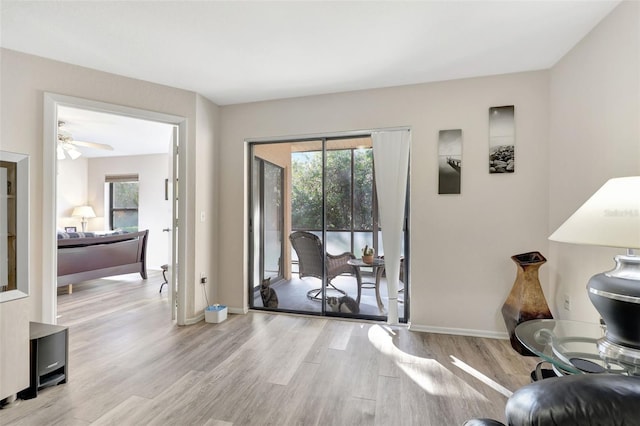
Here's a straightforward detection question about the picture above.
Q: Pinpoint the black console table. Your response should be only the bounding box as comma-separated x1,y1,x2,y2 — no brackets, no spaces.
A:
18,322,68,399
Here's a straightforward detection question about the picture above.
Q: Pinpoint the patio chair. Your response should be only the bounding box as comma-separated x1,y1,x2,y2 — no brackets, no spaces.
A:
289,231,362,301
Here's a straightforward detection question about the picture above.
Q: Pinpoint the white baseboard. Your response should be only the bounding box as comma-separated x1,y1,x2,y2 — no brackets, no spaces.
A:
408,323,509,340
191,307,506,339
185,306,247,323
184,311,205,325
228,306,248,315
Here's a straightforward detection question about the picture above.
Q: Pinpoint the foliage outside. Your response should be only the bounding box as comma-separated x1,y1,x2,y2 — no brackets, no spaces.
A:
291,149,373,231
111,182,138,232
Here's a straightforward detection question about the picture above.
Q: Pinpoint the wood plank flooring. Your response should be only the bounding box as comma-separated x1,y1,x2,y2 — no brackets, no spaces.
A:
0,272,537,425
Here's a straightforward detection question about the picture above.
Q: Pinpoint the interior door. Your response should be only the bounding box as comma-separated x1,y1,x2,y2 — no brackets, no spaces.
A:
166,126,179,320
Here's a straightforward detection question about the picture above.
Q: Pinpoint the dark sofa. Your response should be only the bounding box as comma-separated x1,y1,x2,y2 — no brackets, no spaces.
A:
57,230,148,292
464,374,640,426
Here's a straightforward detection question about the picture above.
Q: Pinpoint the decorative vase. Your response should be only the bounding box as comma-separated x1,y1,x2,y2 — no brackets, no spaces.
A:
362,255,374,264
501,251,553,356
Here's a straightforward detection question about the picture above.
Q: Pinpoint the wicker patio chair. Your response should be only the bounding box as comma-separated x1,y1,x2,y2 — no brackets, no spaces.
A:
289,231,362,301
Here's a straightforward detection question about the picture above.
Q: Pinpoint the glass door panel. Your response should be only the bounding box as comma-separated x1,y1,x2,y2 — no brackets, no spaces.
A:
262,161,283,281
289,146,323,313
250,150,286,311
323,139,361,318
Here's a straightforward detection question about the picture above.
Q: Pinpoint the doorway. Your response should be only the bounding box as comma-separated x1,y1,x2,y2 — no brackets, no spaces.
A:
43,93,187,325
248,134,410,322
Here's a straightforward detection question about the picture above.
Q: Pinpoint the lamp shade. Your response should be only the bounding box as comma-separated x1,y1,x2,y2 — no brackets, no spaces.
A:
72,205,96,218
549,176,640,249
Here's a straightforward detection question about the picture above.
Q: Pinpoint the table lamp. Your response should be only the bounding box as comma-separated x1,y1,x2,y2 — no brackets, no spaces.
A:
549,176,640,365
72,205,96,232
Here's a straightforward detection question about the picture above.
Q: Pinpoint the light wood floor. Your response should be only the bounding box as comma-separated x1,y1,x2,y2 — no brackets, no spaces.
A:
1,272,537,425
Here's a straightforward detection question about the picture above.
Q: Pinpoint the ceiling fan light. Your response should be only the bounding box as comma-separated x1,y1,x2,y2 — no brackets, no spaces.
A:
68,148,82,160
57,145,66,160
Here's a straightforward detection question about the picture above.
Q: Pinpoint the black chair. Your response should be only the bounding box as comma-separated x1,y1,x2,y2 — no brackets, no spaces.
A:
159,264,168,293
464,374,640,426
289,231,361,301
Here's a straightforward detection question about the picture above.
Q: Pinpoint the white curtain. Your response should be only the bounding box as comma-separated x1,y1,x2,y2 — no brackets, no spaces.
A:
372,130,410,325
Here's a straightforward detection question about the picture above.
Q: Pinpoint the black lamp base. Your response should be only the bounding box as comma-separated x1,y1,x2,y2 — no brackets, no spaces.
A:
587,254,640,358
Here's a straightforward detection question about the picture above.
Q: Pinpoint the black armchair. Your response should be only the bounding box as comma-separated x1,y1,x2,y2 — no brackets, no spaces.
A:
464,374,640,426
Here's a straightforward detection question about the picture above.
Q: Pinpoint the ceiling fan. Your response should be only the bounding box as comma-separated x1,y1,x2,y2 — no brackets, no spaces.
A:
57,120,114,160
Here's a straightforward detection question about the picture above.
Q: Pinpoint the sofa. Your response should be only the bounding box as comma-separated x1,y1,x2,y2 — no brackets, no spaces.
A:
57,230,148,291
464,374,640,426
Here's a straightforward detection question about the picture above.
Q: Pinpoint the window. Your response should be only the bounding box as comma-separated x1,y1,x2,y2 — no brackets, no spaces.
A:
106,174,139,232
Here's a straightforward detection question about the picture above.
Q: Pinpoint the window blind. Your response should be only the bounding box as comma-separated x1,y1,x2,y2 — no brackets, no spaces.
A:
105,174,139,183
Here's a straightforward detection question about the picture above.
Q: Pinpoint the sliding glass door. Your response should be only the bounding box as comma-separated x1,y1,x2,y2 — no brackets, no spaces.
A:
249,136,409,322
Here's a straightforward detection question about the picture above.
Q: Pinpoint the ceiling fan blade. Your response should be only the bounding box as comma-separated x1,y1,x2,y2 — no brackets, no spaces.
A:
71,140,114,151
58,129,73,139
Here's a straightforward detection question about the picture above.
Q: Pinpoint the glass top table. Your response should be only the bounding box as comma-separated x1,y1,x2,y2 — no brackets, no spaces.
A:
515,319,640,376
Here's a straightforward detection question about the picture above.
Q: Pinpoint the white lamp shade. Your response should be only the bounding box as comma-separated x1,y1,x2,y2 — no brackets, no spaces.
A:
72,205,96,218
549,176,640,249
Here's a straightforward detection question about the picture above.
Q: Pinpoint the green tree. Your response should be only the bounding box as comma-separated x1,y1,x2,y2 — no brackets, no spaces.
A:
112,181,139,232
291,151,322,229
354,149,373,230
325,150,352,229
291,148,373,231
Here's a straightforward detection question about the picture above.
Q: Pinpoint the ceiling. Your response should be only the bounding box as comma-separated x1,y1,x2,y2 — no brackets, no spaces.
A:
57,106,174,158
0,1,620,157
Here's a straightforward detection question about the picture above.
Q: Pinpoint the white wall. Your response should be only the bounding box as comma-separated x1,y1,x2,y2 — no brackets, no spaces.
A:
194,95,220,312
87,154,171,269
548,2,640,322
57,157,89,230
219,70,551,335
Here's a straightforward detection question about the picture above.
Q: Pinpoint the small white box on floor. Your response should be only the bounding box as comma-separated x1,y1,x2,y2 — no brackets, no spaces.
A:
205,304,227,323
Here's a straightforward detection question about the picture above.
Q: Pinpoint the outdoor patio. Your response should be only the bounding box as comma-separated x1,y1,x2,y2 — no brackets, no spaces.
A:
253,270,405,320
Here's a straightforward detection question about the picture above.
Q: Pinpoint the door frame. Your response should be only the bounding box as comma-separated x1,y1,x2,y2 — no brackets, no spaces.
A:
42,93,188,324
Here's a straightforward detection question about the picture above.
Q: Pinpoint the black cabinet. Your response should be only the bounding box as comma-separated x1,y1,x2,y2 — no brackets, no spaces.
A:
18,322,68,399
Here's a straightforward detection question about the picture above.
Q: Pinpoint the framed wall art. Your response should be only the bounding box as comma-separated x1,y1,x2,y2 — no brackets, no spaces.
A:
438,129,462,194
489,105,515,174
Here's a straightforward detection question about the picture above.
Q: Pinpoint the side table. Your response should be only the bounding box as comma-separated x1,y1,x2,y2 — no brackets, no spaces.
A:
347,258,385,312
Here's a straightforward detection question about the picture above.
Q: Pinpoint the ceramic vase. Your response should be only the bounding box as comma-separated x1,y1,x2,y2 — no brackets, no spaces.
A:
501,251,553,356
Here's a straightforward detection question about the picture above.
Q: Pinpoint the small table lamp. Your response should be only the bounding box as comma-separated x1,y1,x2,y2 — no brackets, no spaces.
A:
72,205,96,232
549,176,640,365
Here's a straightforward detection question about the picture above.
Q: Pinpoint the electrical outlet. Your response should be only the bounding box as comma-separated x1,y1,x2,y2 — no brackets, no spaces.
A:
563,294,571,311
